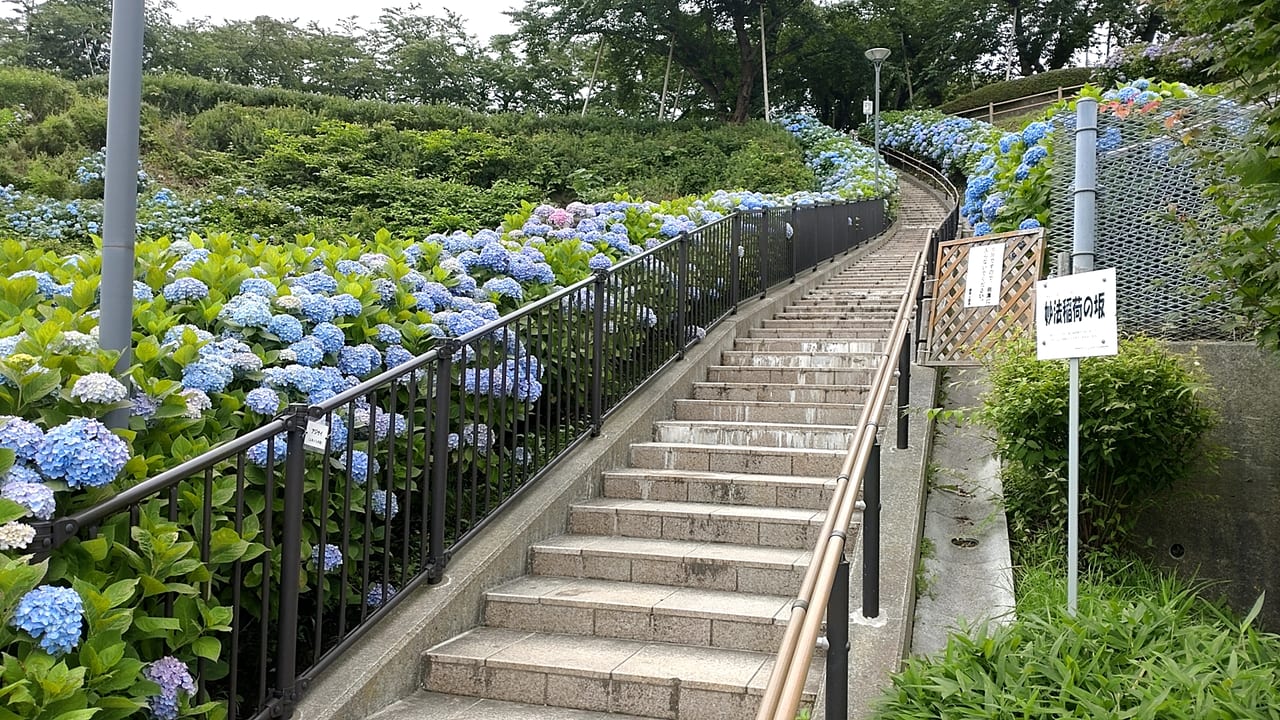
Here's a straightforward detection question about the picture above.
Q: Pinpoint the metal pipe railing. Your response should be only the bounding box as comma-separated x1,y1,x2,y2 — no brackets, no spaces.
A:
755,240,929,720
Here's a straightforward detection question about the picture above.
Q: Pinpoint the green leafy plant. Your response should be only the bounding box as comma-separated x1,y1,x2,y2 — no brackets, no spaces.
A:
978,336,1218,555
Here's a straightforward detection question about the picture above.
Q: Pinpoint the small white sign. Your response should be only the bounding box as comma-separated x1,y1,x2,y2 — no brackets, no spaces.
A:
964,241,1005,308
303,419,330,453
863,99,873,118
1036,268,1118,360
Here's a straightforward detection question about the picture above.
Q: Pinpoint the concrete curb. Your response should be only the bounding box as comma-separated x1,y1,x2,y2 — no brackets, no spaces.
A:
294,233,897,720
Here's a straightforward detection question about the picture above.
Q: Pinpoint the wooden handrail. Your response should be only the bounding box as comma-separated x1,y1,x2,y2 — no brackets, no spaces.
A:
755,240,930,720
950,83,1087,122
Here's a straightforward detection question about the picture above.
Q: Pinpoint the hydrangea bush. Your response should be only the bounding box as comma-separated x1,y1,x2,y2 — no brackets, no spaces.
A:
876,80,1198,236
0,113,896,717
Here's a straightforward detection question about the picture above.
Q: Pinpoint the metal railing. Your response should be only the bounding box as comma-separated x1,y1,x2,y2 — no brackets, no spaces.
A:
951,84,1087,124
755,187,959,720
26,199,888,720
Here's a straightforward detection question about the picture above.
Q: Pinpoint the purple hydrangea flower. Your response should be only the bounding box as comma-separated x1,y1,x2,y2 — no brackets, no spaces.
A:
2,481,56,520
144,656,197,720
0,416,45,461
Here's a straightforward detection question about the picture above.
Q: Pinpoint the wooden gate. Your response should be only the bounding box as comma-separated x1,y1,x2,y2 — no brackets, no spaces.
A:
925,228,1045,365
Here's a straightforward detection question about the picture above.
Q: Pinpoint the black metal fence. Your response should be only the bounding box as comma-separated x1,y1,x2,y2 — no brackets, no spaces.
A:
26,199,888,720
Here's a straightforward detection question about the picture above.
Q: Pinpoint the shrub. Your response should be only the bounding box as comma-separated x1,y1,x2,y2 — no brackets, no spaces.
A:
0,67,80,120
978,336,1218,554
874,557,1280,718
939,68,1096,114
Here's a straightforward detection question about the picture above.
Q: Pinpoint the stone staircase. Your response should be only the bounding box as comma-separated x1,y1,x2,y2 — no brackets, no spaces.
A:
369,188,946,720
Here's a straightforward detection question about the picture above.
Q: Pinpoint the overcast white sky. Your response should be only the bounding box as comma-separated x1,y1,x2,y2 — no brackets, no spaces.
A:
167,0,519,41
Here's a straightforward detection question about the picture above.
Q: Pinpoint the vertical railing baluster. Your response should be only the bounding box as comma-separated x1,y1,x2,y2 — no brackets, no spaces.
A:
429,345,453,583
275,404,308,716
863,438,881,619
676,232,689,355
591,270,607,435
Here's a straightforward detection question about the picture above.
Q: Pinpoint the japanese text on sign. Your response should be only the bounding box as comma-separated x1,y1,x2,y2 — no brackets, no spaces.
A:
964,241,1004,308
1042,293,1106,325
1035,268,1118,360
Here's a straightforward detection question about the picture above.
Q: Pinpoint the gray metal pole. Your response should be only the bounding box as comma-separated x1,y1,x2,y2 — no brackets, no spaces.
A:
581,37,605,117
101,0,145,429
1072,98,1098,273
1068,357,1079,615
760,5,771,123
873,64,881,195
658,40,673,120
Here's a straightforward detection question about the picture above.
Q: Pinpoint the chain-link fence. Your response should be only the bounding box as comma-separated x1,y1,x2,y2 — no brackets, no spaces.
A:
1048,97,1249,341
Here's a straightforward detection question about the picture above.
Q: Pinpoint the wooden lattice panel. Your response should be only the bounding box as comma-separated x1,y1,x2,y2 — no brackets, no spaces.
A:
926,228,1045,365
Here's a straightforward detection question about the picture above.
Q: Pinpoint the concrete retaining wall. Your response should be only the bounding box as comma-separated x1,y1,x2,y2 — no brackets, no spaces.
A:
1135,341,1280,630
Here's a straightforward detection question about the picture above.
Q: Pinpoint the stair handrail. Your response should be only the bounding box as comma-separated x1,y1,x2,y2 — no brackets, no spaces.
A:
881,147,959,206
755,237,929,720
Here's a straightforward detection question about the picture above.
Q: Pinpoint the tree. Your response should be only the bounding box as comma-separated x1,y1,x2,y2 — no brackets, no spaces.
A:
512,0,810,122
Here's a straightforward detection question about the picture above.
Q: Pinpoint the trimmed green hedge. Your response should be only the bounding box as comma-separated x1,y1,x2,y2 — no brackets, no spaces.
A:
939,68,1096,114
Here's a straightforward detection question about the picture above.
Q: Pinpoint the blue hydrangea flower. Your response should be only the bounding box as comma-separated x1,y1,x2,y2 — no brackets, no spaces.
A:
371,489,398,520
1022,146,1048,167
162,278,209,303
1022,121,1051,145
476,243,509,273
2,481,56,520
338,344,381,377
182,359,234,393
1097,127,1122,152
588,253,613,271
298,293,336,324
219,294,273,328
267,314,304,343
385,345,413,368
0,416,45,461
144,656,197,720
239,278,277,297
374,324,402,345
1014,164,1031,181
132,393,159,422
462,424,493,453
482,277,524,300
347,450,379,485
513,446,531,465
330,293,363,317
998,134,1021,154
11,585,84,656
328,414,349,450
162,324,213,347
245,387,280,415
311,543,343,573
247,434,287,467
312,323,345,354
1,462,43,487
288,339,325,367
133,281,155,301
291,272,339,295
335,259,370,276
372,279,397,306
1019,218,1042,230
35,418,129,489
974,222,993,236
447,432,459,450
366,582,397,608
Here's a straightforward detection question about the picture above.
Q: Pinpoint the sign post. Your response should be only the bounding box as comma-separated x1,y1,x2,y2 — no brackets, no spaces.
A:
1035,267,1117,614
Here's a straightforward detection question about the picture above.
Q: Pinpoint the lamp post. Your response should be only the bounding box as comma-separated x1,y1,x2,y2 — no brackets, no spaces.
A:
864,47,890,197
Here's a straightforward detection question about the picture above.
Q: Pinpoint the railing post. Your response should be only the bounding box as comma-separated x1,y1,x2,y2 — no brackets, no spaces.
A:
275,404,309,714
591,269,608,433
730,214,741,313
826,553,850,719
790,204,798,282
676,232,689,355
428,342,454,583
862,438,880,619
987,101,994,124
897,333,911,450
757,212,768,298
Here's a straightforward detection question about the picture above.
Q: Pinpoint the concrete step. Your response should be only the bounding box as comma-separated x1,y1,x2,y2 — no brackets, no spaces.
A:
652,420,854,451
748,326,889,339
718,350,883,368
691,381,871,404
773,311,899,321
483,576,796,653
568,497,825,548
731,338,880,353
600,468,835,510
370,691,653,720
672,398,862,426
423,628,822,719
759,318,894,330
705,365,877,385
629,441,846,476
528,534,812,596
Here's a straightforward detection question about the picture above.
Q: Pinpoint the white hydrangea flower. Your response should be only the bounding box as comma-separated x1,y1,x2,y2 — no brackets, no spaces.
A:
0,521,35,551
70,372,129,404
275,295,303,311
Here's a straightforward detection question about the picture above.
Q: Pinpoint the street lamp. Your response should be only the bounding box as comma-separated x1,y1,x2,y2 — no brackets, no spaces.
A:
864,47,890,197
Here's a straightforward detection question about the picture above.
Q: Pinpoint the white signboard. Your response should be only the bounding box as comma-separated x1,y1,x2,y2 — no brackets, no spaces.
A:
964,241,1004,308
862,99,873,118
1035,268,1118,360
